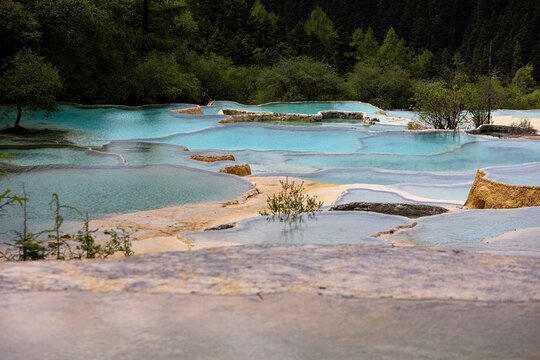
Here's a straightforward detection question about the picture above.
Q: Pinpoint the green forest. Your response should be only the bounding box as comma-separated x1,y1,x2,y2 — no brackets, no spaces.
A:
1,0,539,109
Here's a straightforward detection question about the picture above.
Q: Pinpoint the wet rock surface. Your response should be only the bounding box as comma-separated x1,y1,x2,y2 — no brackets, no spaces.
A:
465,170,540,209
217,109,369,123
2,292,539,360
190,154,236,162
1,244,539,301
219,163,252,176
172,106,204,115
468,124,538,136
204,222,236,231
330,202,448,217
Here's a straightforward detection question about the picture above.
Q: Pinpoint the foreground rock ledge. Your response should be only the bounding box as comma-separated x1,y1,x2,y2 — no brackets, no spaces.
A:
465,170,540,209
1,244,539,302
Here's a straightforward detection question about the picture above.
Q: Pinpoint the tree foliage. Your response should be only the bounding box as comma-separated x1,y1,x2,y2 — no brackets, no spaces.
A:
257,56,343,102
0,49,62,128
413,80,469,129
0,0,538,110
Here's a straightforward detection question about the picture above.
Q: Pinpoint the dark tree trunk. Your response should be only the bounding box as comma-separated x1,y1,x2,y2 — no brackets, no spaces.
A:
15,103,22,128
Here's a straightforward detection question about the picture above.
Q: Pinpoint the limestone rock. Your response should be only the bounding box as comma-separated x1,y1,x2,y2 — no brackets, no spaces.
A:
217,109,369,123
330,202,448,218
465,170,540,209
190,154,235,162
204,223,236,231
219,163,252,177
407,121,428,130
172,106,203,115
467,124,538,136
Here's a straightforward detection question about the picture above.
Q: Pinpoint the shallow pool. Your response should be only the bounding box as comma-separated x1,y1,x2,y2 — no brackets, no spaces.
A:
184,212,413,245
389,207,540,246
1,102,539,239
0,165,252,234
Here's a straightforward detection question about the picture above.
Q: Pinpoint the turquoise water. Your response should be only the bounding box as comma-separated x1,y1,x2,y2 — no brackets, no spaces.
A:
0,165,252,233
358,131,472,155
151,124,368,152
483,162,540,186
230,137,540,179
0,146,123,166
1,104,221,145
1,102,539,239
184,212,412,245
390,183,472,202
335,189,459,207
390,207,540,246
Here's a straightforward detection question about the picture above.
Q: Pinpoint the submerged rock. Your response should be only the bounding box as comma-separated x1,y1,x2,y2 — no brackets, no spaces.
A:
407,121,428,130
465,170,540,209
204,223,236,231
330,202,448,218
219,163,252,177
190,154,235,162
467,124,538,136
216,109,370,123
172,106,204,115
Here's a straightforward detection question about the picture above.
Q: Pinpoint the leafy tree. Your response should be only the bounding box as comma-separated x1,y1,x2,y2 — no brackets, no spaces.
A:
346,60,415,109
511,64,535,93
129,52,201,104
411,49,436,79
464,76,504,128
413,80,469,129
251,0,279,23
377,28,410,68
257,56,344,102
349,27,379,61
31,0,121,103
304,6,338,56
0,0,40,61
0,49,62,129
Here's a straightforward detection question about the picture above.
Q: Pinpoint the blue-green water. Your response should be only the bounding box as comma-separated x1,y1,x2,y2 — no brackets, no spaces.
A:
390,207,540,246
184,212,412,245
1,102,539,238
483,162,540,186
0,165,252,234
335,189,459,207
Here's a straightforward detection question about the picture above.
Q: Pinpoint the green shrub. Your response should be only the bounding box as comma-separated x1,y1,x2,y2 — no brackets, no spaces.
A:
260,177,323,220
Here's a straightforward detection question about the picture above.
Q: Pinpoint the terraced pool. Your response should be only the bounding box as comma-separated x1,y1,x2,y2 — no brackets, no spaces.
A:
1,102,539,243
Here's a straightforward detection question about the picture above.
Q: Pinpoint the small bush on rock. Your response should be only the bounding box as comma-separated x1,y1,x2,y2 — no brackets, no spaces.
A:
260,177,323,220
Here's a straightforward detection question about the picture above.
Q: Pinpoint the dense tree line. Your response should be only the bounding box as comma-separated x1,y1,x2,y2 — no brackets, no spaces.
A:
0,0,538,110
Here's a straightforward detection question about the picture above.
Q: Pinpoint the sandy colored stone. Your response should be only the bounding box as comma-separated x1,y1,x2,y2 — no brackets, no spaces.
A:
216,109,368,123
2,244,540,302
465,170,540,209
84,177,457,255
492,115,540,130
172,106,203,115
190,154,235,162
219,163,252,176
